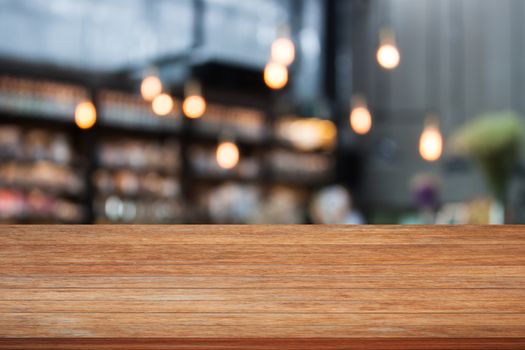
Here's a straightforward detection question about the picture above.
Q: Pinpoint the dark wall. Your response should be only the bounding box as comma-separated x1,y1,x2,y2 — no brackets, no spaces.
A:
336,0,525,209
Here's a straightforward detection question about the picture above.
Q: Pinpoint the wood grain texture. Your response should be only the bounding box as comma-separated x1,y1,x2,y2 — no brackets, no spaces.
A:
2,338,525,350
1,225,525,349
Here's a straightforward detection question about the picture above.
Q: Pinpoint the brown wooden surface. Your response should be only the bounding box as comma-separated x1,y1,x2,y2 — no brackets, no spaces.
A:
1,338,525,350
1,225,525,349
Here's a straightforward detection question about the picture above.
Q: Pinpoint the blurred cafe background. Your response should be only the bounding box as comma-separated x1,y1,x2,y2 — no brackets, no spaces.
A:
0,0,524,224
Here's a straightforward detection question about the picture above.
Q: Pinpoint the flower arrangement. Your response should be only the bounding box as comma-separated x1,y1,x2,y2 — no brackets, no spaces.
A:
451,111,524,202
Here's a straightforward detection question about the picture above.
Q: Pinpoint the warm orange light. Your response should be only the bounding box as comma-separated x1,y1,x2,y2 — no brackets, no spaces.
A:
286,118,337,151
140,75,162,101
183,95,206,119
419,121,443,162
271,37,295,66
350,106,372,135
377,44,400,70
75,101,97,129
264,62,288,90
216,141,240,169
152,93,174,116
349,95,372,135
377,28,400,70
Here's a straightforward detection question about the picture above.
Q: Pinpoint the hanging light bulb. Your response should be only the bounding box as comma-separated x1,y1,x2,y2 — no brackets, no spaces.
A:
216,141,240,169
271,37,295,66
264,61,288,90
419,116,443,162
264,24,292,90
183,80,206,119
183,95,206,119
152,93,174,116
75,100,97,129
349,95,372,135
376,28,400,70
271,24,295,66
140,71,163,101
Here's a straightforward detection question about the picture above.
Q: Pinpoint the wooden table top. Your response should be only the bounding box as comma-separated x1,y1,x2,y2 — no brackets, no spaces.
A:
1,225,525,349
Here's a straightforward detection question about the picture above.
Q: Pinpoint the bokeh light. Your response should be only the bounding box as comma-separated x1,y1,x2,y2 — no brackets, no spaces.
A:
287,118,336,151
376,44,400,70
183,95,206,119
271,37,295,66
350,106,372,135
152,93,174,116
419,123,443,162
74,101,97,129
264,62,288,90
216,141,240,169
140,75,162,101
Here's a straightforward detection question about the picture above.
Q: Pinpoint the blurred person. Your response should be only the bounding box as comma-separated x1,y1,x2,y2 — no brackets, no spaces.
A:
310,185,365,224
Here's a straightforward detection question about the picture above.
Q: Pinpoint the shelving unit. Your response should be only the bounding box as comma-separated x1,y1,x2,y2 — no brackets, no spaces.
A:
0,118,87,223
0,72,336,224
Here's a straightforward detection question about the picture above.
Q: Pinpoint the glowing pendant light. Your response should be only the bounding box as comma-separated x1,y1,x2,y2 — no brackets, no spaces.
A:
271,37,295,66
271,24,295,66
349,95,372,135
264,25,292,90
182,80,206,119
216,141,240,170
376,28,400,70
419,116,443,162
152,93,174,116
75,100,97,129
264,61,288,90
140,69,163,102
